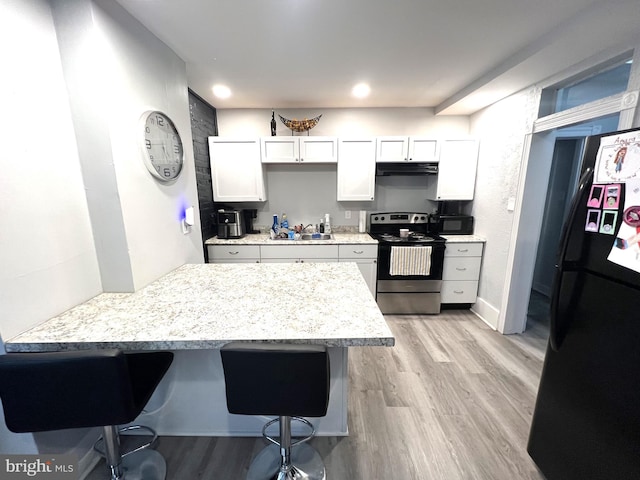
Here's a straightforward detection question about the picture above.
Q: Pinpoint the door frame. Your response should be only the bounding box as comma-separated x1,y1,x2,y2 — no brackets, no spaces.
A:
499,68,640,334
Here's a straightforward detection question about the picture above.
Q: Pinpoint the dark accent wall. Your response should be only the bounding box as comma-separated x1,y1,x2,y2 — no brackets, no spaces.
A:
188,89,218,259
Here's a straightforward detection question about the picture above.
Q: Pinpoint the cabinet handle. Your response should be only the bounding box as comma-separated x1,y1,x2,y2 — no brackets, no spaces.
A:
409,158,413,161
300,260,304,263
454,290,464,294
373,260,377,263
300,158,304,162
353,250,364,255
457,248,469,252
228,251,239,255
456,267,467,271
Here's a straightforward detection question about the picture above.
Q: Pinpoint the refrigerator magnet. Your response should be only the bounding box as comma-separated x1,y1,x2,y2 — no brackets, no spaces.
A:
587,184,605,208
585,209,601,232
623,205,640,227
599,210,617,235
603,184,621,209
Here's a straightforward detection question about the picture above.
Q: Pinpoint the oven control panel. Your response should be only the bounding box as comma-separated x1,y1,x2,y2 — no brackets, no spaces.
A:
370,212,429,224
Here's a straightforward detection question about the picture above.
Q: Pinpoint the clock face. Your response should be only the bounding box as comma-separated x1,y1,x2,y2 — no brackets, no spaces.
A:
142,111,183,182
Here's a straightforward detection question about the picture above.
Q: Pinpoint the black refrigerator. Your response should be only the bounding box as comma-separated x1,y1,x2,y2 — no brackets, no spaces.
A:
528,127,640,480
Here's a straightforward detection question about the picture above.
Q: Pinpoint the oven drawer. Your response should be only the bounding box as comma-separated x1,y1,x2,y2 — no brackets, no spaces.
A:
377,292,441,314
377,280,441,293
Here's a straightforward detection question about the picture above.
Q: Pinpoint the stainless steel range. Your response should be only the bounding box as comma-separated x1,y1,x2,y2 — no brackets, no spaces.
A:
368,212,446,314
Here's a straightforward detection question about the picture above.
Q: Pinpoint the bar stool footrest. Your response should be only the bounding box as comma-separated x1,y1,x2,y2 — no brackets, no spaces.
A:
262,416,316,447
94,425,158,459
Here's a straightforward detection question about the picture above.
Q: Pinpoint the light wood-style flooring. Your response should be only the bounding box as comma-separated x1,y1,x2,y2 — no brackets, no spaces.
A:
87,310,549,480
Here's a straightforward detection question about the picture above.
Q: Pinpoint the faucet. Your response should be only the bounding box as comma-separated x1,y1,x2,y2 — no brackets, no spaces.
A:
301,224,314,233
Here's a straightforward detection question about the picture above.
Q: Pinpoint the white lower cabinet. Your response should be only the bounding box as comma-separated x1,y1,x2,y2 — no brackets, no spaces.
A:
441,242,483,304
338,245,377,297
260,245,339,264
207,245,261,263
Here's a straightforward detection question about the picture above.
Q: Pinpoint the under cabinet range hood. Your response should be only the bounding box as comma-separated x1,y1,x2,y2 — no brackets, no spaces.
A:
375,162,438,176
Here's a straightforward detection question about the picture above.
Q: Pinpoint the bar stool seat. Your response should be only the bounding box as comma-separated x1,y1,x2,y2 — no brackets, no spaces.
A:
221,342,330,480
0,349,173,480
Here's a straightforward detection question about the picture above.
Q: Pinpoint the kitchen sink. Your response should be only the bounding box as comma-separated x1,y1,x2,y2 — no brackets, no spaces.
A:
300,233,333,240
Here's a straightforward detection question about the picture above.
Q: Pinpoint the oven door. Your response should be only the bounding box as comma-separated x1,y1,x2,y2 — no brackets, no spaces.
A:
376,243,445,281
375,243,445,314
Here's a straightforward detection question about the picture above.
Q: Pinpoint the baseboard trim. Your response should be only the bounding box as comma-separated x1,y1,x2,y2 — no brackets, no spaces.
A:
471,296,500,330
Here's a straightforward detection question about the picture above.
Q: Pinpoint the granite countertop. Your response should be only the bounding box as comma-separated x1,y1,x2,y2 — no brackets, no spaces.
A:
205,233,377,246
441,234,486,243
5,263,394,353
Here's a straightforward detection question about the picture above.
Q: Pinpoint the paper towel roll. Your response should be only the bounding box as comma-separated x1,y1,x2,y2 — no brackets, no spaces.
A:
358,210,367,233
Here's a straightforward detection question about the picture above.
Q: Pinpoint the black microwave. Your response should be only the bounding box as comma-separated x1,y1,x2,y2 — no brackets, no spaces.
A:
430,214,474,235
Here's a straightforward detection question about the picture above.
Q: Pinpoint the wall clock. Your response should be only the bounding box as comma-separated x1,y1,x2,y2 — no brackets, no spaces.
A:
141,110,184,182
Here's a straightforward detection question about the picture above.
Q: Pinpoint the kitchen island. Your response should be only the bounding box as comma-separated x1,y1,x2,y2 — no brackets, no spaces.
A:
5,263,394,436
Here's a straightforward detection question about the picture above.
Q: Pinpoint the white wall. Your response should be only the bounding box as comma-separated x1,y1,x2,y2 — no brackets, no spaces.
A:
51,0,204,292
469,88,541,328
0,0,101,342
216,108,470,228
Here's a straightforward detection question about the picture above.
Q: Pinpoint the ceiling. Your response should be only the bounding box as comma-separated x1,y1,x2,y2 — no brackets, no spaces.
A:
115,0,640,115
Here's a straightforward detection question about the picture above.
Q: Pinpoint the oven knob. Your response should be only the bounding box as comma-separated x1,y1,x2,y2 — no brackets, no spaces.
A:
381,216,385,221
414,216,419,222
421,216,426,221
374,216,379,221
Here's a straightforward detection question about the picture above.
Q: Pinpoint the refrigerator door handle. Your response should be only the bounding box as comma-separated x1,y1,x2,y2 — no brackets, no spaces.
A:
549,167,593,351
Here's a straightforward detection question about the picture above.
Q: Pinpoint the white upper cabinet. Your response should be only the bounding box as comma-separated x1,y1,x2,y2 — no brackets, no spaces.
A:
408,137,439,163
427,139,479,201
208,137,267,202
261,137,337,163
376,136,408,162
376,136,438,162
337,138,376,201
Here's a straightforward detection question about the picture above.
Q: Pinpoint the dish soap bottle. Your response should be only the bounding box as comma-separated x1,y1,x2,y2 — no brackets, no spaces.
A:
324,213,331,234
281,213,289,229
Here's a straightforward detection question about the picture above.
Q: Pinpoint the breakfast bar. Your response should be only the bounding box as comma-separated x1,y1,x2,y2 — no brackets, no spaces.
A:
5,263,394,436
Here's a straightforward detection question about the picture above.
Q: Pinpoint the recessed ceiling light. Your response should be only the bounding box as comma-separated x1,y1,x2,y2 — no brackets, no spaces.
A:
212,84,231,99
352,83,370,98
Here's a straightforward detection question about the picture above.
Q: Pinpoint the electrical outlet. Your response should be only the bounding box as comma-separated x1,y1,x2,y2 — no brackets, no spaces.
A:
345,210,351,219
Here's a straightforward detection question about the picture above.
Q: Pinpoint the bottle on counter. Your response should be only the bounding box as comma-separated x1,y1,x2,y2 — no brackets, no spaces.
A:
271,110,277,136
324,213,331,234
272,214,279,235
281,213,289,229
319,218,325,233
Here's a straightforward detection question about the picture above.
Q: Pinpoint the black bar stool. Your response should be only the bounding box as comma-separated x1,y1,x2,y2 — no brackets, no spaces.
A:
221,343,330,480
0,349,173,480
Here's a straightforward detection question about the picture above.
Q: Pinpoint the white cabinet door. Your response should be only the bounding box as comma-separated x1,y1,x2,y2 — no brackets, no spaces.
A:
408,137,438,162
337,138,376,201
375,136,409,162
261,137,337,163
428,139,479,201
299,137,338,163
209,138,267,202
261,137,299,163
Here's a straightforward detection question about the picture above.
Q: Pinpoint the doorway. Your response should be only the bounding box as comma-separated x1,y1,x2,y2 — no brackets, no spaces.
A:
525,114,620,332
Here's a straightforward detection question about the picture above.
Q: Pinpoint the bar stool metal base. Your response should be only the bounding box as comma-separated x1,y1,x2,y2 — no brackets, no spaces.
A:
247,443,326,480
118,449,167,480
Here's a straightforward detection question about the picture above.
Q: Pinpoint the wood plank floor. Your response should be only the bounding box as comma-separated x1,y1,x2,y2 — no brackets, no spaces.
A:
86,310,548,480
